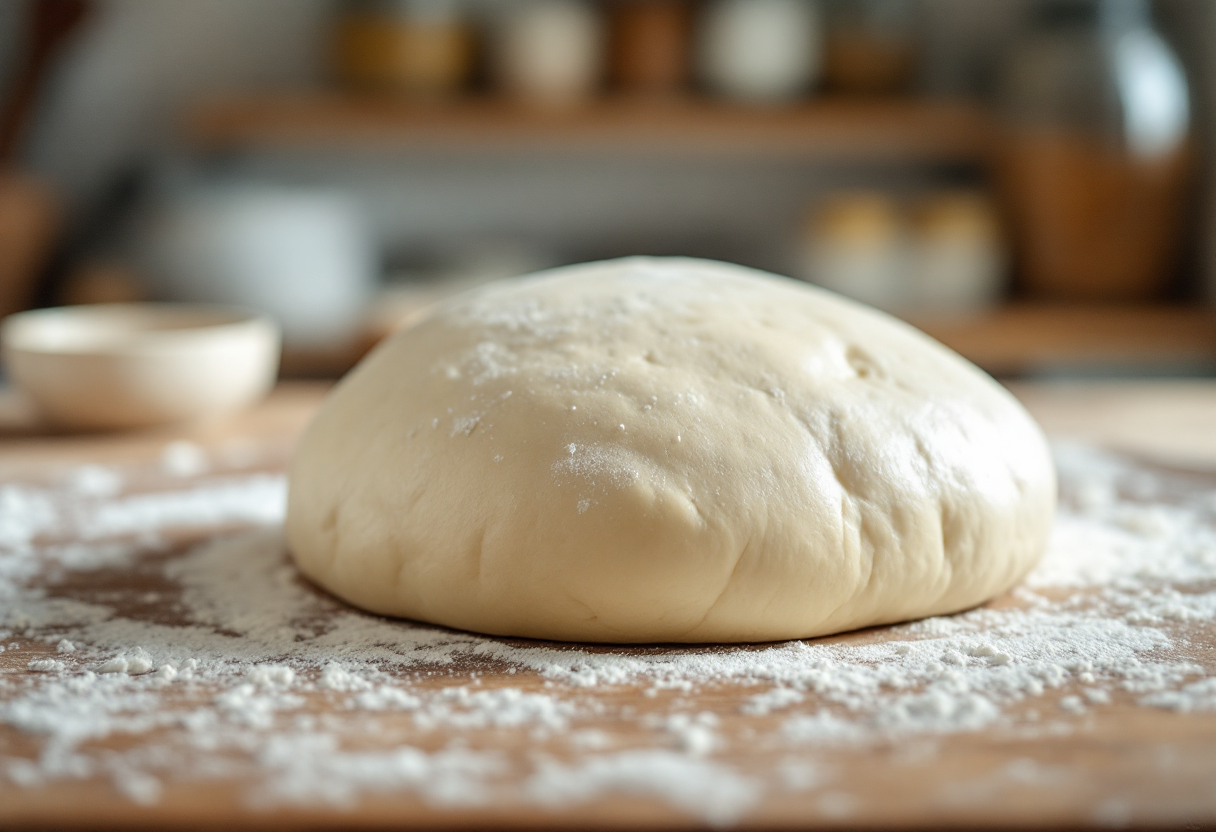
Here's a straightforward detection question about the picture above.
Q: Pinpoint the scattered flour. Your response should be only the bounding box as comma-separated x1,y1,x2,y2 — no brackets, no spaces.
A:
160,442,210,478
527,750,760,825
0,441,1213,824
65,466,124,499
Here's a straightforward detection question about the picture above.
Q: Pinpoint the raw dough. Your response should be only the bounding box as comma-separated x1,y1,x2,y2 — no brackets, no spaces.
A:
287,258,1055,643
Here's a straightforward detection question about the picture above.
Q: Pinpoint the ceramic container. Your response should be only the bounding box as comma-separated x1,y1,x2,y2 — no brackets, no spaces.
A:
698,0,822,102
908,191,1005,314
143,185,374,350
493,0,605,105
1,303,280,431
799,191,906,311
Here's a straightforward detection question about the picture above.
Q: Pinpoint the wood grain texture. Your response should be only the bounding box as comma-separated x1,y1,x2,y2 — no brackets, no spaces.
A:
2,382,1215,830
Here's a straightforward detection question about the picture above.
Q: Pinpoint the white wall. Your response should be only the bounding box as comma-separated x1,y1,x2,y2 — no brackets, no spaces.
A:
20,0,329,233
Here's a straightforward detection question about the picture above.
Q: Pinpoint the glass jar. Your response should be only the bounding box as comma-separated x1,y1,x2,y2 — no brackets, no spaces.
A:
331,0,474,97
821,0,917,95
608,0,693,96
999,0,1190,301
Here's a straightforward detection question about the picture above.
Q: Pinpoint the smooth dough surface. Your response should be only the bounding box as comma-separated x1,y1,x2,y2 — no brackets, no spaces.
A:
287,257,1055,643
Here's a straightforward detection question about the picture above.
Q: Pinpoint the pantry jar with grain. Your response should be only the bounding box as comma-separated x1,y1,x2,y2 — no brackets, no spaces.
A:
608,0,693,96
999,0,1190,302
331,0,474,97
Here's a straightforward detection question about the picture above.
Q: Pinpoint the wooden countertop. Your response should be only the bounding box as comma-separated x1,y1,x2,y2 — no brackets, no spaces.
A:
2,381,1215,830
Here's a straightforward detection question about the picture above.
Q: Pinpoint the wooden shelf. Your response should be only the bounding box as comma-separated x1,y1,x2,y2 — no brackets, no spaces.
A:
178,98,1213,379
185,94,996,163
275,300,1216,380
912,304,1216,376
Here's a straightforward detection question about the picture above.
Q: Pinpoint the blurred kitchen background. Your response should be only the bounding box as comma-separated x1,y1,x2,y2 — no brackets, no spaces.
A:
2,0,1215,379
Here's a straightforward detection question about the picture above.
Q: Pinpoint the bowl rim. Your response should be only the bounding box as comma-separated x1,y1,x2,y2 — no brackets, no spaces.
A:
0,302,279,357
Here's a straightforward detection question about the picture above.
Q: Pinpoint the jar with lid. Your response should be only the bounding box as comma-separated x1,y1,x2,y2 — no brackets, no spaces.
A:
999,0,1190,301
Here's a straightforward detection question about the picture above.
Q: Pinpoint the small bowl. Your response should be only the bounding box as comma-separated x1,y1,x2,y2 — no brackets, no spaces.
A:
1,303,280,431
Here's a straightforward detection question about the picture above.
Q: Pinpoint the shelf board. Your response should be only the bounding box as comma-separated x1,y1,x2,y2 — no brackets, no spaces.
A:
911,304,1216,376
185,94,996,162
277,300,1216,379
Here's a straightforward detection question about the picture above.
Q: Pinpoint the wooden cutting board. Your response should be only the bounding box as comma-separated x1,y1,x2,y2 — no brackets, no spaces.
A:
2,380,1215,830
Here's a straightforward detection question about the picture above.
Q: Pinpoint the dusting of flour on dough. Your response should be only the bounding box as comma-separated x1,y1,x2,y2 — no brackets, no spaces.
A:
551,443,642,513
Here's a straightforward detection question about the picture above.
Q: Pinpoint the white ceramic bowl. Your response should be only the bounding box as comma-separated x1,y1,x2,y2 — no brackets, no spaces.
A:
1,304,280,431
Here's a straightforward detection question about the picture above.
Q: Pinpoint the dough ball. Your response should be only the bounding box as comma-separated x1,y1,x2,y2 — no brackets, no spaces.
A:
287,258,1055,643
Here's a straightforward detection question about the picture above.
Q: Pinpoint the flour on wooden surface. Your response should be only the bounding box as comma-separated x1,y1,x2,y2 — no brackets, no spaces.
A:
0,442,1214,825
